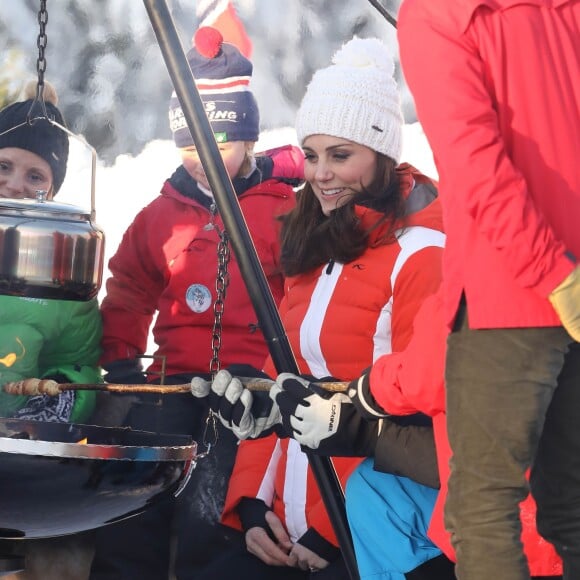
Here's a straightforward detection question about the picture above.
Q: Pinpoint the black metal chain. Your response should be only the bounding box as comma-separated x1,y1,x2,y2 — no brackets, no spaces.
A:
200,213,232,458
210,225,231,376
28,0,49,121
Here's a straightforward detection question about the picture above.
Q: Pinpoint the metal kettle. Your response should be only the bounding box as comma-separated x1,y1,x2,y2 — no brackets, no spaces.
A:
0,190,105,301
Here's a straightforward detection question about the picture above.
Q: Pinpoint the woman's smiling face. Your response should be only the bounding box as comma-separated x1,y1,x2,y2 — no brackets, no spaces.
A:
0,147,54,199
302,135,378,216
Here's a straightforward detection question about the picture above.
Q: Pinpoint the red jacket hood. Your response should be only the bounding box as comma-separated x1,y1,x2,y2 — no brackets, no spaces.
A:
356,163,443,245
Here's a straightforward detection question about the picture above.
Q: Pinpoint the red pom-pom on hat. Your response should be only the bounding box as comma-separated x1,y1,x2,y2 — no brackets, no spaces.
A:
193,26,223,59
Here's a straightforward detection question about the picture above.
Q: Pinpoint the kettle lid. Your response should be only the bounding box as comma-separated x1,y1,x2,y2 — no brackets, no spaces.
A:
0,197,90,220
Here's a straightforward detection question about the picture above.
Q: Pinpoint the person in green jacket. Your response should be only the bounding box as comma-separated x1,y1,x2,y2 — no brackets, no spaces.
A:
0,81,102,423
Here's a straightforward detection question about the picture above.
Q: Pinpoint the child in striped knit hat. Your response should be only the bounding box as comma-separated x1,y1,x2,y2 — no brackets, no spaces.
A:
89,26,304,580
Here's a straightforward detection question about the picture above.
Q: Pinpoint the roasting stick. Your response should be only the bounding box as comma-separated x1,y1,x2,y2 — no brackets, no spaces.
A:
3,377,349,396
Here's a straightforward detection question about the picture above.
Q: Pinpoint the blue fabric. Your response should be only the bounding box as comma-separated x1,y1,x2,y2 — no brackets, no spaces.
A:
346,459,442,579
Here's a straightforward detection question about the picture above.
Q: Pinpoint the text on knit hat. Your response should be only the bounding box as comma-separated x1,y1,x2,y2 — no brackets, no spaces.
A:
168,26,259,147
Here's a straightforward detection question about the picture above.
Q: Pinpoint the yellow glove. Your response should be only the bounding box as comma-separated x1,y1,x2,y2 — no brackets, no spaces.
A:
548,266,580,342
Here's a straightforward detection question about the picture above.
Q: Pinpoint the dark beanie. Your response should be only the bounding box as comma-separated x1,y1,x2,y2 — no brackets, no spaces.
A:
0,85,69,193
168,26,260,147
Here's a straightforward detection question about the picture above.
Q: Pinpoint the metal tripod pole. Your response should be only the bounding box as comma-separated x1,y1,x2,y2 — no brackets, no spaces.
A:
142,2,359,578
367,0,398,28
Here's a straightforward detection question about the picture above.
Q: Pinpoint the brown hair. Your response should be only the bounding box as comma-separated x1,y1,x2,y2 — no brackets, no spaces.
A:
279,153,404,276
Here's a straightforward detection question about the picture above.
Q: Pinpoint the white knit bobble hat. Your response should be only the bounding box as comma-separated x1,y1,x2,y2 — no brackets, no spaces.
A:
296,37,403,163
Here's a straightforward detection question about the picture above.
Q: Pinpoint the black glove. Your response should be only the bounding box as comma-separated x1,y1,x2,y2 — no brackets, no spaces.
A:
237,497,272,533
271,373,382,455
296,528,341,564
103,359,146,385
271,374,440,487
191,369,283,440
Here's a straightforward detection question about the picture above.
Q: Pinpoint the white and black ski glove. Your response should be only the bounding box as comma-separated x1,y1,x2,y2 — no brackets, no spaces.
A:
191,369,282,440
270,373,382,454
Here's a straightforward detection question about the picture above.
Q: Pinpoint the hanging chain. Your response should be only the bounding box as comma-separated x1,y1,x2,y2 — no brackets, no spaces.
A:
200,210,232,458
210,226,231,375
36,0,48,98
28,0,49,121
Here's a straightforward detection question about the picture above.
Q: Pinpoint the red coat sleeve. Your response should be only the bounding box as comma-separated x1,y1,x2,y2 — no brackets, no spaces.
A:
397,0,572,297
100,209,164,365
370,291,447,417
391,244,443,352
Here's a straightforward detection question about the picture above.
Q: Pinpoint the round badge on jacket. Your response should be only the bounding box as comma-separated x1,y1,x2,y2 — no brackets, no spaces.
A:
185,284,212,313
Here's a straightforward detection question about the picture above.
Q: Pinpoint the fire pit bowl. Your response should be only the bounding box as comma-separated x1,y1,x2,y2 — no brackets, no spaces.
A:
0,418,197,539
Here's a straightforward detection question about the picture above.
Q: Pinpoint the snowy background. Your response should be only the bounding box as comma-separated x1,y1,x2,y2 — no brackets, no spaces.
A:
1,0,436,333
0,2,436,578
1,0,408,164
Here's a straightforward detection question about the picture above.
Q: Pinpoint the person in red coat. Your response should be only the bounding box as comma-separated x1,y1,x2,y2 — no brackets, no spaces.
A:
89,26,302,580
192,37,449,580
268,296,563,580
396,1,580,578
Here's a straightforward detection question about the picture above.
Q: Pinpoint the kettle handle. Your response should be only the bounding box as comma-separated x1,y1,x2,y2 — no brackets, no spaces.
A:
49,119,97,222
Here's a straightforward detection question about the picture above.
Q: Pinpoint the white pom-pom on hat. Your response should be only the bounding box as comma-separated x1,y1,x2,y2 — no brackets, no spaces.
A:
332,36,395,77
296,36,403,163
